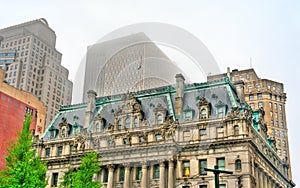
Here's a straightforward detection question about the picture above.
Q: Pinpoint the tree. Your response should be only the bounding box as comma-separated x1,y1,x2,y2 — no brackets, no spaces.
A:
0,114,47,188
60,151,102,188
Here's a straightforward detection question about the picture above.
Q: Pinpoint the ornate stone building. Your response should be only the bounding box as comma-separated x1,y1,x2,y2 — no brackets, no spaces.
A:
35,74,295,188
208,68,292,178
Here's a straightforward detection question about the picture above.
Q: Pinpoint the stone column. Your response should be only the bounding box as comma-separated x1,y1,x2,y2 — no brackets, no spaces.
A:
259,169,264,188
107,165,114,188
141,164,148,188
168,160,174,188
255,167,259,188
124,166,131,188
263,172,267,188
159,162,165,188
177,160,182,178
268,176,272,188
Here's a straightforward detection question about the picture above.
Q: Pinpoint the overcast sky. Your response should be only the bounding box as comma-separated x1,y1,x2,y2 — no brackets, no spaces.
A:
1,0,299,185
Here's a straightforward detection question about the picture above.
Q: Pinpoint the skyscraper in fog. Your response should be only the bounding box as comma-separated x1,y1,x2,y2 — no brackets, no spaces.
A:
0,18,73,126
74,33,184,102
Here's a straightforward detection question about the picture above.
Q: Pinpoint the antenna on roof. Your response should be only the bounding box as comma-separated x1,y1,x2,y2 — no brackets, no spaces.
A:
250,57,252,68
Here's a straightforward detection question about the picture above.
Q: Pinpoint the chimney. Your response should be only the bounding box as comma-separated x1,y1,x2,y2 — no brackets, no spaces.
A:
227,67,230,78
175,74,185,118
84,90,97,128
234,81,245,104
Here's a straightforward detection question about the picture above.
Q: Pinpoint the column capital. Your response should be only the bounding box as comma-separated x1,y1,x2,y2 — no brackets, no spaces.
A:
141,160,149,167
108,164,115,171
160,162,165,168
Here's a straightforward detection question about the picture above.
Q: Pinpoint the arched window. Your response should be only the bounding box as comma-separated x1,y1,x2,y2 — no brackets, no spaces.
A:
125,117,130,129
235,159,242,170
234,125,239,135
157,114,163,124
103,122,107,132
134,117,139,127
95,123,100,132
118,121,122,130
201,109,207,119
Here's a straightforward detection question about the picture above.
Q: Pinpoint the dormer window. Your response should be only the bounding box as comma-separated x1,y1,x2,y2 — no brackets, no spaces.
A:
157,114,163,124
201,109,207,119
183,105,194,121
215,100,226,118
197,97,211,120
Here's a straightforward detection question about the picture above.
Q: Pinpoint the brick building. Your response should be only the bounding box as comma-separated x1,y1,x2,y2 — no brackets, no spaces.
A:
0,69,46,169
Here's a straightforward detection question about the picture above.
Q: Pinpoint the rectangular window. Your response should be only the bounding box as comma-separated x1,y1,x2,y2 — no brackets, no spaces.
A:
199,159,207,175
258,102,263,108
184,111,192,121
257,93,262,99
200,129,206,136
200,186,208,188
52,173,58,187
155,134,162,141
248,86,252,91
183,131,190,141
183,161,190,177
119,167,125,182
249,94,254,101
256,85,261,90
136,167,142,180
57,146,63,156
45,148,50,157
217,127,224,138
217,158,225,170
153,164,160,179
220,184,226,188
103,168,108,183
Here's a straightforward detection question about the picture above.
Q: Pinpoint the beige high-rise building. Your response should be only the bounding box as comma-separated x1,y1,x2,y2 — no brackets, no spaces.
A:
0,18,73,127
208,68,292,178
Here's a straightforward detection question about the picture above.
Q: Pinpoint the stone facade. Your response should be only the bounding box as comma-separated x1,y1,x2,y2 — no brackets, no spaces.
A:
208,68,292,178
35,75,295,188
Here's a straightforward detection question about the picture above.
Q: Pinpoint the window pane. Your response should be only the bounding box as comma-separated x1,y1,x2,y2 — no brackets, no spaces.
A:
119,167,125,181
136,167,142,180
217,158,225,170
200,160,207,175
153,164,160,179
183,161,190,177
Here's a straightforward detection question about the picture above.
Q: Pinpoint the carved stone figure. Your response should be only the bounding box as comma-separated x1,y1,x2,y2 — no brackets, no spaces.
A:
74,134,85,151
108,123,114,131
159,116,178,138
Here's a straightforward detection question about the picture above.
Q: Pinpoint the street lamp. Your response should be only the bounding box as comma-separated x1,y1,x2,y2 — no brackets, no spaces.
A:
204,165,233,188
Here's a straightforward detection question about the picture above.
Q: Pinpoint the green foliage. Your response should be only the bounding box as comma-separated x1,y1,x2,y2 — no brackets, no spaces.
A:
0,114,47,188
60,151,102,188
